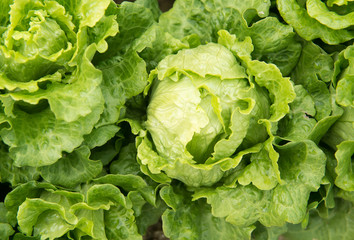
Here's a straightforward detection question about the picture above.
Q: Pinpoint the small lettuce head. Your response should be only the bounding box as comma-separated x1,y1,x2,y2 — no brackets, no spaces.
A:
0,0,118,167
137,30,296,187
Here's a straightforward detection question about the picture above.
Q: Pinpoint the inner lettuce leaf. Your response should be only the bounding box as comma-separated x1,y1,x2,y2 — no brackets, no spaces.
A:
137,30,295,187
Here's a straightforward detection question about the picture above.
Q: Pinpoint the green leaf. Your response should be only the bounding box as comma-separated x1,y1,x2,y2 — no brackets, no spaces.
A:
104,205,141,240
5,181,141,239
4,181,56,226
96,51,148,126
135,0,161,21
40,146,103,188
277,85,317,141
335,45,354,107
0,45,104,167
161,185,255,240
334,141,354,191
110,143,141,176
323,106,353,150
307,0,354,30
247,17,302,76
0,142,40,186
194,140,326,227
283,200,354,240
276,0,354,44
291,42,333,120
237,147,278,190
158,0,301,75
94,0,156,63
84,125,120,149
0,223,14,240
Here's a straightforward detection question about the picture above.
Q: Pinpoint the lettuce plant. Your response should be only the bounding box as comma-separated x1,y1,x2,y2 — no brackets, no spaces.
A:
0,0,118,167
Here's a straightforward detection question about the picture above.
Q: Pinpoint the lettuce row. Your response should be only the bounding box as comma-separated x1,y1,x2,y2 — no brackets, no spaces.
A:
0,0,353,240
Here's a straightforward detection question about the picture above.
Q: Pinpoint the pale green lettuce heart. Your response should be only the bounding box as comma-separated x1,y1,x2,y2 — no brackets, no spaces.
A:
138,30,295,187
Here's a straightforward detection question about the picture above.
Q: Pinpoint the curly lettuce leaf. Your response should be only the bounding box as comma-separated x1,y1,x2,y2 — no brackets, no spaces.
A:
193,140,326,227
306,0,354,30
160,185,255,240
334,45,354,107
0,203,14,240
39,146,103,189
0,142,40,186
276,0,354,44
4,180,142,240
158,0,301,75
283,200,354,240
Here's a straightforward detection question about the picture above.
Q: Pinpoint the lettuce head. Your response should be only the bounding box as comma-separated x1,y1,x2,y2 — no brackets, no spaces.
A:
0,0,118,167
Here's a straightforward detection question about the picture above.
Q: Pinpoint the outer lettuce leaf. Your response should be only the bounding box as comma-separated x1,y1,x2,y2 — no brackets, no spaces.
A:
251,223,287,240
327,0,354,6
334,141,354,191
104,205,141,240
291,42,333,120
160,185,255,240
96,51,148,127
107,142,166,235
323,105,354,192
0,142,40,186
39,146,103,189
0,203,14,240
337,189,354,203
334,45,354,107
158,0,301,76
277,85,317,141
4,180,143,240
135,0,161,21
283,200,354,240
276,0,354,44
0,222,14,240
193,140,326,227
306,0,354,30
